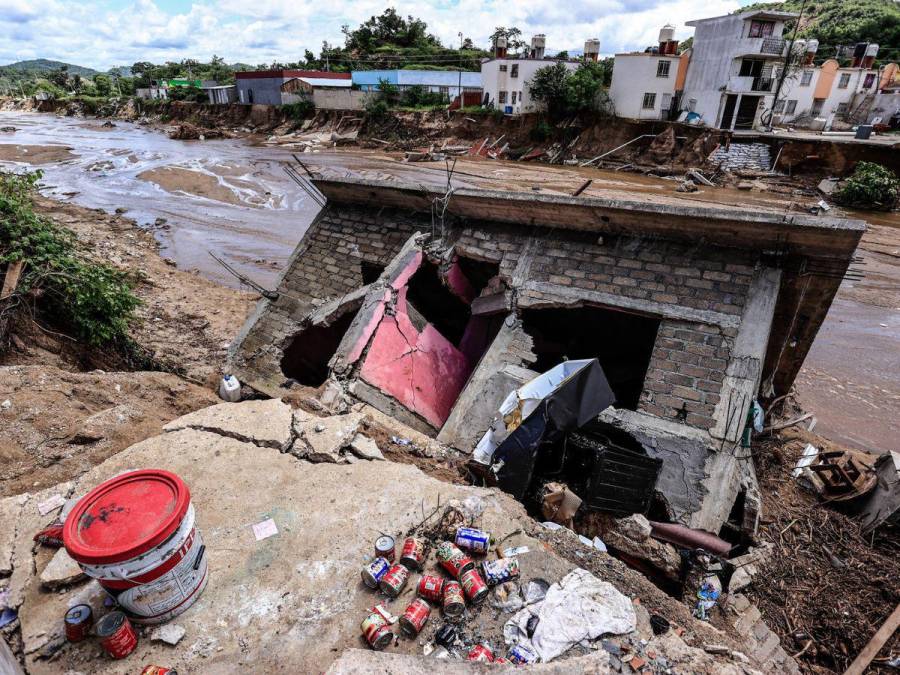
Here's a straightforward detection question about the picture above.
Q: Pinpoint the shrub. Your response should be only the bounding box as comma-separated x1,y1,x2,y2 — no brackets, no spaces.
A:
834,162,900,211
530,118,553,142
365,98,390,121
283,100,314,121
0,171,140,345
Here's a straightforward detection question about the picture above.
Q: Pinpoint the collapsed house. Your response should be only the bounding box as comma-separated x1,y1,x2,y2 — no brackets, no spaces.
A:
228,175,864,538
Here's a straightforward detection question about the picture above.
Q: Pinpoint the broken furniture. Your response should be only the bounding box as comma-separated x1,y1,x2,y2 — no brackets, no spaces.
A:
808,450,878,503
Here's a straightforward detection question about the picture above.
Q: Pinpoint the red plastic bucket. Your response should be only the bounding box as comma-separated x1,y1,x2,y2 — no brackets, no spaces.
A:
63,469,208,624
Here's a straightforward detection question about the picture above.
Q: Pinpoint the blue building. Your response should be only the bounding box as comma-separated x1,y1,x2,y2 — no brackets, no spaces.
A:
351,70,482,99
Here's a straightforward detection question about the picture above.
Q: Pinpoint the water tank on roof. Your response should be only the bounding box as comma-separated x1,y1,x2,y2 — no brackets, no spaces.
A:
806,39,819,54
584,38,600,62
866,43,879,57
531,34,546,59
495,36,507,48
658,24,675,43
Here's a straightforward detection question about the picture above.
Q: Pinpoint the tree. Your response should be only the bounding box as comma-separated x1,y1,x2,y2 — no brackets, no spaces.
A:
342,8,441,52
555,50,569,61
93,74,112,97
564,61,609,112
528,62,570,116
528,61,612,117
48,66,68,88
461,38,475,50
490,27,526,54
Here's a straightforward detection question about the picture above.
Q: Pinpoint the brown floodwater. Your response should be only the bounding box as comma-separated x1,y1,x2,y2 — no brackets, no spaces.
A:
1,111,897,454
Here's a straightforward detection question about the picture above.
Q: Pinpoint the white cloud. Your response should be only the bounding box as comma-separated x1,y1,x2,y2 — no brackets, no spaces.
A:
0,0,741,70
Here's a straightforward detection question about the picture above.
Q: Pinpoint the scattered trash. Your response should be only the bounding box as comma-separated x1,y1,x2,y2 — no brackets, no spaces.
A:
361,557,390,589
150,623,186,646
650,614,670,635
399,598,431,636
37,493,66,516
0,399,10,410
482,557,520,585
807,450,878,502
692,581,720,621
218,374,241,402
361,611,394,650
648,521,732,557
490,581,524,613
399,537,426,571
417,574,445,602
503,545,529,557
64,604,93,643
541,482,582,527
97,611,138,659
374,535,395,562
455,526,491,554
379,563,410,597
792,443,820,478
252,518,279,541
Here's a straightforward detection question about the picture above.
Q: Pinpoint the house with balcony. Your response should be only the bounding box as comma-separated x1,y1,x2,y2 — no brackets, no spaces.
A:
681,9,798,130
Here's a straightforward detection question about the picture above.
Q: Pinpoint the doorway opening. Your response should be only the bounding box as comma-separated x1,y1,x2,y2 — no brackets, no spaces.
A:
280,309,359,387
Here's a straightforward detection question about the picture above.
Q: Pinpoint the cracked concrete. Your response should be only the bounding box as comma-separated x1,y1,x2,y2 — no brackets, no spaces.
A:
162,397,294,450
290,409,368,463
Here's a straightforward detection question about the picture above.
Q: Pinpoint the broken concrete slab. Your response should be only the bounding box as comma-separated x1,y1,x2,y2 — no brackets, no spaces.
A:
163,398,293,450
599,514,682,579
39,548,85,589
151,623,186,646
0,494,28,576
70,404,137,444
291,411,367,463
347,434,384,461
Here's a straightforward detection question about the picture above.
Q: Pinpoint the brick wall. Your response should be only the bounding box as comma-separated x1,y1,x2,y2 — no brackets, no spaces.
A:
232,203,760,432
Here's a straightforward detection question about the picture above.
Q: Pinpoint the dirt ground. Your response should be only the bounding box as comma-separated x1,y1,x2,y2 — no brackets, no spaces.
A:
137,165,245,207
0,144,75,164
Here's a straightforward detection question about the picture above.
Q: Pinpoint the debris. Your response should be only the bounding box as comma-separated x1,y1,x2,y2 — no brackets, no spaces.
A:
252,518,279,541
844,603,900,675
791,443,819,478
63,605,93,643
648,521,732,557
490,581,524,613
703,644,730,655
687,170,715,187
503,545,529,557
39,548,86,589
361,558,390,589
398,598,430,636
165,398,294,451
37,493,66,516
218,374,241,402
692,581,720,621
0,260,24,300
808,450,877,502
504,568,636,662
817,178,839,195
399,537,426,571
151,623,186,646
0,399,10,410
676,179,698,193
347,434,384,461
375,535,395,562
858,450,900,533
455,526,490,554
650,614,670,635
361,612,394,650
96,611,138,659
541,482,582,526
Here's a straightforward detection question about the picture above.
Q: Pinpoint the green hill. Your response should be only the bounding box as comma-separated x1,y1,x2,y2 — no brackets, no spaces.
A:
0,59,99,77
739,0,900,64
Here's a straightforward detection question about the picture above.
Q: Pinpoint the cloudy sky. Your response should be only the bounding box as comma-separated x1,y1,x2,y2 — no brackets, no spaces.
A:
0,0,757,70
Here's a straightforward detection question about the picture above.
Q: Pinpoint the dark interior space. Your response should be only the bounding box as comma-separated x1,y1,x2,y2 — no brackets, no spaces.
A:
456,256,500,291
521,306,660,409
359,260,386,285
405,260,472,344
280,309,359,387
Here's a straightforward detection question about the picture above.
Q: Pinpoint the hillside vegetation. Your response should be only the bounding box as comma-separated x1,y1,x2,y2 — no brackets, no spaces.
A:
739,0,900,63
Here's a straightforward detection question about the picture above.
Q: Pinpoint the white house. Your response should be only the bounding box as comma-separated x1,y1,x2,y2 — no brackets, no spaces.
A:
681,9,798,129
481,35,579,114
609,26,686,120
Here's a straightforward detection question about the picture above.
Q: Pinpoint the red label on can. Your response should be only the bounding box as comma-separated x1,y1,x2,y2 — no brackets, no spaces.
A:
100,614,138,659
442,580,465,617
399,598,431,636
399,537,425,570
378,563,409,597
141,667,176,675
64,604,92,643
417,575,445,602
436,541,474,579
467,644,494,662
460,568,488,604
361,612,393,650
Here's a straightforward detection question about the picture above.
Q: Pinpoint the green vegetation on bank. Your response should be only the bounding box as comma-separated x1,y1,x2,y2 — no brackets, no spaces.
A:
0,171,140,345
834,162,900,210
528,61,613,118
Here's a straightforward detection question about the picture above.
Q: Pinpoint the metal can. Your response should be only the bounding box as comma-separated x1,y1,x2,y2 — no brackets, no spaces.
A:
375,535,395,563
361,612,394,650
399,537,426,571
508,643,539,664
417,574,445,602
460,567,489,605
482,557,520,586
64,604,93,643
141,667,178,675
442,580,465,618
378,563,410,597
361,557,391,589
96,611,137,659
435,541,474,579
399,598,431,636
435,623,457,648
454,527,491,554
467,644,494,662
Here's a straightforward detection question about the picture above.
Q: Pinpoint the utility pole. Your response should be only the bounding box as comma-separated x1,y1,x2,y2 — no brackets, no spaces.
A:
767,0,808,131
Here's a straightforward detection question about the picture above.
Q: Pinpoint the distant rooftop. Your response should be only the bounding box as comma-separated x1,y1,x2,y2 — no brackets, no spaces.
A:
235,70,351,80
686,9,799,26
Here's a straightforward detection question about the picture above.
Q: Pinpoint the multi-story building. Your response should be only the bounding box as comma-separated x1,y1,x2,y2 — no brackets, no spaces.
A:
480,35,580,114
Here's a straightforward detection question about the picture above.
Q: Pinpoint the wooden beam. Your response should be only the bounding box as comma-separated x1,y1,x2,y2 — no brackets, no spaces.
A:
843,603,900,675
0,260,24,300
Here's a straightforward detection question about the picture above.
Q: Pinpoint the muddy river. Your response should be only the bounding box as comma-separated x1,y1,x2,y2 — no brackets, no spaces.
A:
1,111,897,455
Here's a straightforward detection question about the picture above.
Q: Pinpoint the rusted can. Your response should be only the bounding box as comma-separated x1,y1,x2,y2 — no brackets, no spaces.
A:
482,557,520,586
361,612,394,650
435,541,474,579
417,574,445,602
96,611,137,659
508,643,539,664
378,563,410,597
460,567,489,605
442,580,465,618
361,557,391,589
454,527,491,554
375,535,395,563
467,644,494,662
141,667,178,675
64,604,93,643
399,537,426,571
399,598,431,636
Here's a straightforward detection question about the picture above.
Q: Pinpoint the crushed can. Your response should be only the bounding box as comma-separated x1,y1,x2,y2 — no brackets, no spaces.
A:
442,580,465,618
508,643,539,664
435,623,457,648
379,563,410,598
399,537,426,571
399,598,431,636
96,611,137,659
454,527,491,554
482,557,520,586
375,535,396,563
436,541,474,579
417,574,445,602
460,567,489,605
141,667,178,675
467,644,494,662
361,557,391,589
64,604,92,643
361,612,394,650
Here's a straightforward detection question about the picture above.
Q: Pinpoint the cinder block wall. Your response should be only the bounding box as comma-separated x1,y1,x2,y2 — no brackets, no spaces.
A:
232,204,759,432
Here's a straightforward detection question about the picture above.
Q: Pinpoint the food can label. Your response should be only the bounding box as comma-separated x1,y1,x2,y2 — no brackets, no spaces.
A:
460,568,488,603
455,527,491,554
379,563,409,597
467,644,494,662
482,557,520,585
509,643,538,664
400,598,431,635
399,537,425,569
417,575,445,602
101,618,138,659
361,557,390,588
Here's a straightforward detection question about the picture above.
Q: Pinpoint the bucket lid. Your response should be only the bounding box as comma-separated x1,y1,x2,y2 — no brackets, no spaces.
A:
63,470,190,565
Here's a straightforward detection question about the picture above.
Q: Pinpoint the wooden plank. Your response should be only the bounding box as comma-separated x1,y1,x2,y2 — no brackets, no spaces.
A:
843,603,900,675
0,260,24,300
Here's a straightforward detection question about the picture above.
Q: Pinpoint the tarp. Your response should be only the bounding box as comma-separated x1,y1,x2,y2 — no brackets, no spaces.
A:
473,359,615,500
